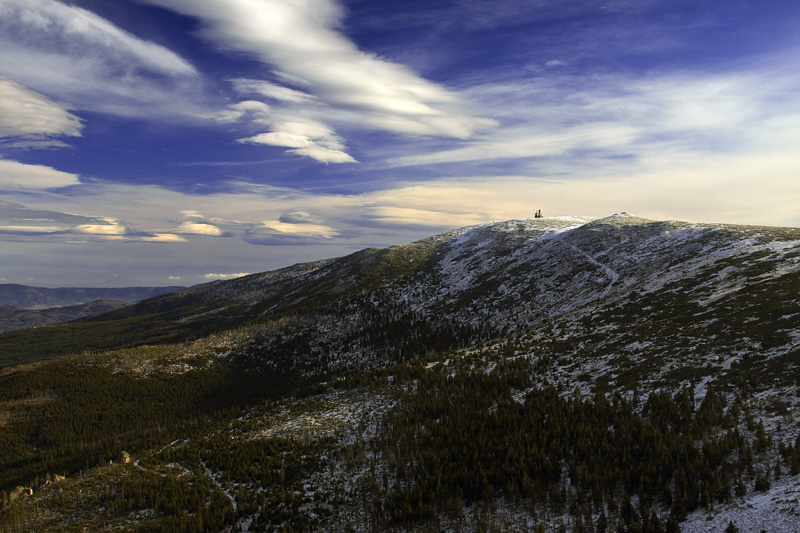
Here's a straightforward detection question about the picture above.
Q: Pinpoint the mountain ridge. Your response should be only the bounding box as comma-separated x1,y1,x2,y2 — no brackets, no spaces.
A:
0,299,128,334
1,213,799,532
0,284,185,310
2,213,798,370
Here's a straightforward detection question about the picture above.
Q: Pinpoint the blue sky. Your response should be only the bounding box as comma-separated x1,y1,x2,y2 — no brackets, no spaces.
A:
1,0,798,287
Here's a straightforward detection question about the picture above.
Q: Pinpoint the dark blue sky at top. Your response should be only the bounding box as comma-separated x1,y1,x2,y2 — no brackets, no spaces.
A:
0,0,798,286
5,1,793,188
8,0,792,195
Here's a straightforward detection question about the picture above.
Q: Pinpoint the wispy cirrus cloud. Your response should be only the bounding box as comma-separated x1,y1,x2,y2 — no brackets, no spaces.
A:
383,54,800,176
142,0,495,163
216,92,356,164
0,0,194,76
237,117,356,164
0,0,201,119
230,78,316,105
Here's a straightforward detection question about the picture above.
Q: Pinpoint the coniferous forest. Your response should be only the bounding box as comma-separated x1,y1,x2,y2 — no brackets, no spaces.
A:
0,350,794,532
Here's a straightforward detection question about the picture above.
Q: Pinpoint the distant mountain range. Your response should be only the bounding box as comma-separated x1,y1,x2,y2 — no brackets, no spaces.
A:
0,284,185,309
1,214,799,531
0,300,129,334
0,284,184,333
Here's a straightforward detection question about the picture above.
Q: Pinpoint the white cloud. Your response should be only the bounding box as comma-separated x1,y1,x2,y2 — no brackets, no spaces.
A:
218,98,358,163
0,77,83,141
245,210,340,243
74,218,127,236
231,78,316,104
257,220,337,238
362,205,486,228
70,218,185,242
1,158,798,287
385,122,638,168
382,56,800,175
0,200,194,243
272,118,342,142
0,224,67,234
284,144,356,164
142,0,494,162
214,100,273,125
176,221,224,236
0,0,201,119
0,159,80,189
0,0,194,76
279,211,325,224
351,168,800,230
204,272,250,280
242,132,313,149
141,233,188,243
236,114,357,163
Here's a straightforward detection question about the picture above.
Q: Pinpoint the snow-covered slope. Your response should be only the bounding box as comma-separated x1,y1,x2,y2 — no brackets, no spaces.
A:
62,212,796,385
